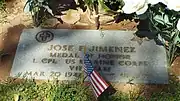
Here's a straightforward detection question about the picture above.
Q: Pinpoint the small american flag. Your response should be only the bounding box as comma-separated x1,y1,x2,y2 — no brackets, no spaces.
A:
83,54,109,98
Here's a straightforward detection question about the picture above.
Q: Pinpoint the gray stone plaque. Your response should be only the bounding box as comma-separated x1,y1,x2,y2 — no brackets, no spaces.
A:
10,29,168,84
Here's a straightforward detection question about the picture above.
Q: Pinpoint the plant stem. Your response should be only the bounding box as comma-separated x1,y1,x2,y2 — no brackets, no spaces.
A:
94,3,100,30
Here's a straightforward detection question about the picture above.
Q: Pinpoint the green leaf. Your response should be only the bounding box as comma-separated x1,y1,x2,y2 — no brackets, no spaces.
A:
173,31,180,45
153,14,165,25
98,0,111,12
163,14,171,26
84,0,96,8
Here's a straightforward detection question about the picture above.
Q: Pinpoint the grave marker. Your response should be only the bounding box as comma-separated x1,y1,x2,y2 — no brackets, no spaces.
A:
10,29,168,84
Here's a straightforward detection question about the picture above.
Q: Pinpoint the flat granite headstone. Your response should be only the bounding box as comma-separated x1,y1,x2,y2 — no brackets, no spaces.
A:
10,29,168,84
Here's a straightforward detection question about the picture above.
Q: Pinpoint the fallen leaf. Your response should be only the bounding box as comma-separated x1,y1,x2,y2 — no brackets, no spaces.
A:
14,94,19,101
61,9,80,24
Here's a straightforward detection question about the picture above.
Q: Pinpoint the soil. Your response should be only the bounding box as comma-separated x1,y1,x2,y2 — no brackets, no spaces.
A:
0,0,180,98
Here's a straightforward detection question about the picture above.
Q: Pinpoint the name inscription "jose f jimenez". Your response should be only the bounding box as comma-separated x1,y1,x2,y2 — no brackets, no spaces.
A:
47,44,136,53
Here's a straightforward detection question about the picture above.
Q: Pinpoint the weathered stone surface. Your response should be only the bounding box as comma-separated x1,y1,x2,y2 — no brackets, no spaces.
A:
10,29,168,84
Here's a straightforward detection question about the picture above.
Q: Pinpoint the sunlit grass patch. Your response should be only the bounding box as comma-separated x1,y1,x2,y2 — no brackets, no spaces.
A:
0,78,93,101
0,75,180,101
0,0,5,11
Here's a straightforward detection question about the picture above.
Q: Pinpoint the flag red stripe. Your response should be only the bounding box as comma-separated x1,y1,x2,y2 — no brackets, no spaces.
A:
89,77,101,96
91,81,99,97
94,70,109,88
91,71,106,91
90,72,104,93
90,76,101,95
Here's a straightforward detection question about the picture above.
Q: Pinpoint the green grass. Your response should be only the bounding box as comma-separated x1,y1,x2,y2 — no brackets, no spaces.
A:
0,0,7,24
0,0,5,11
0,78,93,101
99,75,180,101
0,76,180,101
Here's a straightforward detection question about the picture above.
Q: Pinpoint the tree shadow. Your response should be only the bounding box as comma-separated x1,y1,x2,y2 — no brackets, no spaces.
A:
34,0,86,27
139,74,180,100
0,24,26,79
48,0,77,15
